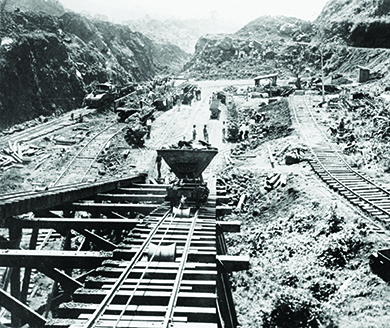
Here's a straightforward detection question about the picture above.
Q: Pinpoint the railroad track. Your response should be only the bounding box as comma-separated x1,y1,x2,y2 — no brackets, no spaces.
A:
290,95,390,237
0,108,94,148
46,196,232,328
53,122,127,186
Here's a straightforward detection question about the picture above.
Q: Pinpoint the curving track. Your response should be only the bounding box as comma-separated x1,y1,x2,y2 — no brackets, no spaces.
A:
53,122,127,186
0,108,94,148
290,95,390,236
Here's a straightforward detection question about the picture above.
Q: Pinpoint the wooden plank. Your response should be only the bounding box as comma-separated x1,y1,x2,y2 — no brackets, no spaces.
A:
216,206,232,215
94,267,218,280
0,250,112,268
113,249,216,262
9,218,139,230
118,188,167,195
47,319,218,328
132,183,170,189
36,266,83,292
217,255,250,272
96,194,166,202
73,289,216,306
65,203,159,215
73,228,118,251
0,288,46,327
0,174,147,225
59,302,217,314
217,221,240,232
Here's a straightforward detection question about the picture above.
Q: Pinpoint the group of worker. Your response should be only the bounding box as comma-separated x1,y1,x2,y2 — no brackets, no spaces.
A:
192,124,209,143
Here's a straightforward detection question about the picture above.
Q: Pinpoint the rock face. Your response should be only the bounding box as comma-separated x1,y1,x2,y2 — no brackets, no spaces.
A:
0,11,188,128
183,16,314,80
316,0,390,48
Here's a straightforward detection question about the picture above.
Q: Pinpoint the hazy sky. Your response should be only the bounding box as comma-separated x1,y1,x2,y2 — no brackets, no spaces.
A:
60,0,330,26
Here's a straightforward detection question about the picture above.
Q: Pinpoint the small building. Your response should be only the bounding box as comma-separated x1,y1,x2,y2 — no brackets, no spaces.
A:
254,73,278,87
358,66,370,83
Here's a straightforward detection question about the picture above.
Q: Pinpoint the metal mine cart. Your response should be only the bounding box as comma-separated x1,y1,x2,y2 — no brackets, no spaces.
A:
157,148,218,209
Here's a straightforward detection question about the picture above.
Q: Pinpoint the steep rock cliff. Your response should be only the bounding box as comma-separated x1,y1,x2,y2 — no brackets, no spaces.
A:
0,11,188,128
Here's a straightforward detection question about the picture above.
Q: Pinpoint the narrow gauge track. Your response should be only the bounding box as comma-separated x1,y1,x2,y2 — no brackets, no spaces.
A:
47,200,226,328
290,95,390,236
0,108,94,148
53,122,127,186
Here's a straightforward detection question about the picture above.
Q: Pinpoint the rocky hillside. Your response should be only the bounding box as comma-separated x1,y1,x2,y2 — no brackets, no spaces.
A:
183,16,316,80
1,0,65,15
0,10,188,128
125,16,239,54
235,15,313,43
316,0,390,48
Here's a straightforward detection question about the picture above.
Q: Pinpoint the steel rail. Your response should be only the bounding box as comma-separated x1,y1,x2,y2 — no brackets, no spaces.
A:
52,123,120,186
80,125,127,182
302,95,390,197
111,208,182,328
0,108,94,147
162,210,199,328
82,209,172,328
290,96,390,219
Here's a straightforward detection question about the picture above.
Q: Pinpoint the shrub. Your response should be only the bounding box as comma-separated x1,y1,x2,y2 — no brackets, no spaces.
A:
262,288,334,328
317,228,367,268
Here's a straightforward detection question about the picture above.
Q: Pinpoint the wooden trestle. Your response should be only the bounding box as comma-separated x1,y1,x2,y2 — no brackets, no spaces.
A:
0,175,248,328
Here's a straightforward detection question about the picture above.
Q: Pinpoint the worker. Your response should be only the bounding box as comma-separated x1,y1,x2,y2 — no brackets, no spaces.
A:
196,88,201,100
192,125,197,141
146,118,152,138
222,121,226,143
239,123,245,140
156,153,162,179
243,122,250,140
249,117,256,133
339,117,345,132
203,125,209,143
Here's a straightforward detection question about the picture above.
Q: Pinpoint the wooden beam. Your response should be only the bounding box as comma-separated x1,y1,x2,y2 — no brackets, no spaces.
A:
217,221,241,233
95,194,166,203
0,174,147,226
74,228,118,251
36,266,83,292
132,183,170,189
0,288,46,327
9,226,22,328
217,255,250,272
216,206,232,216
21,227,39,304
9,218,138,230
0,250,112,268
118,188,167,195
62,203,159,215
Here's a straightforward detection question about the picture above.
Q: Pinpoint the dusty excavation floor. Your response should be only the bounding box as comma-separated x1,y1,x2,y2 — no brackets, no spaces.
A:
1,79,390,327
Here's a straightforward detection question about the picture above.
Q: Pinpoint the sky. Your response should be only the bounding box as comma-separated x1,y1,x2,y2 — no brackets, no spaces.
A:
60,0,330,26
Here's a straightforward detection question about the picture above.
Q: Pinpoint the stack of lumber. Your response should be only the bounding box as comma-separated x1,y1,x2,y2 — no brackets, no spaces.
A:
0,142,43,170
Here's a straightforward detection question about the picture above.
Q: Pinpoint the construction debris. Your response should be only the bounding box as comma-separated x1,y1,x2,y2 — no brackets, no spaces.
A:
0,142,45,170
264,172,287,192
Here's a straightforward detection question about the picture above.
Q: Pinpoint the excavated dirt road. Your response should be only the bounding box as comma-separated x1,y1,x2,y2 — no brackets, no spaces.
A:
128,79,254,182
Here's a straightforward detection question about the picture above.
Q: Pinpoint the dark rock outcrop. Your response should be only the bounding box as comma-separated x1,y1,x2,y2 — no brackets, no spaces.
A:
0,11,188,128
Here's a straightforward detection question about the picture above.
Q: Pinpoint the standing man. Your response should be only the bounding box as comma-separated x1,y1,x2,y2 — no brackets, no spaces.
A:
146,117,152,138
156,153,162,179
222,121,226,143
203,125,209,143
192,125,197,141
